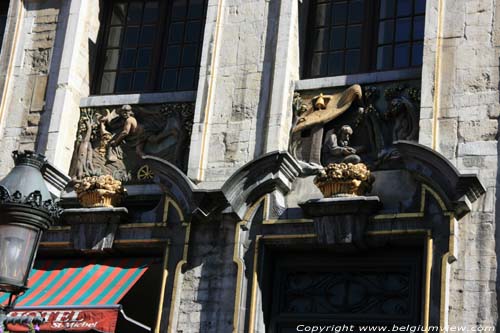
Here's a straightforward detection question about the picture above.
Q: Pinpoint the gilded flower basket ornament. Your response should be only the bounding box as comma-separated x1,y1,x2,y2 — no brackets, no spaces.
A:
74,175,126,208
314,163,372,197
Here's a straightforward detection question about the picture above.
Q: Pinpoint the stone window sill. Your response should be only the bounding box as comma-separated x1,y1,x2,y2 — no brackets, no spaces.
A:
80,91,197,107
295,68,422,91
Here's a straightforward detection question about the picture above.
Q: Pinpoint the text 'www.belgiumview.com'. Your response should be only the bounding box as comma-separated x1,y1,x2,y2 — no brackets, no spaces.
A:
295,324,496,332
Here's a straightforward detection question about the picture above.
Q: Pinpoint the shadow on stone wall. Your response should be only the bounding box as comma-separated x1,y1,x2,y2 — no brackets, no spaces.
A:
181,216,238,331
254,0,282,158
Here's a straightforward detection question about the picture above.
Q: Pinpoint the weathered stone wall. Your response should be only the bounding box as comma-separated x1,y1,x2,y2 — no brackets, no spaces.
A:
419,0,499,328
188,0,298,187
0,0,61,176
0,0,497,330
37,0,101,173
175,218,237,332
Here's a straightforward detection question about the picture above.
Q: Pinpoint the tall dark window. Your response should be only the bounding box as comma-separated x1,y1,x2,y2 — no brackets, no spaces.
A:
305,0,425,78
0,3,8,52
96,0,208,94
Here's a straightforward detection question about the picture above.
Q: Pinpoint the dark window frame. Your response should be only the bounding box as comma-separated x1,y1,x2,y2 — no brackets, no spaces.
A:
303,0,425,79
0,2,9,53
93,0,208,95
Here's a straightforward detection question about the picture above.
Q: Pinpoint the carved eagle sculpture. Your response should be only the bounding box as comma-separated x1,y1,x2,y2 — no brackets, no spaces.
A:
292,84,363,134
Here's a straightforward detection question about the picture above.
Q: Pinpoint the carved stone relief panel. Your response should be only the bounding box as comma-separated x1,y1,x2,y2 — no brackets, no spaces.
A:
290,81,421,171
69,103,194,182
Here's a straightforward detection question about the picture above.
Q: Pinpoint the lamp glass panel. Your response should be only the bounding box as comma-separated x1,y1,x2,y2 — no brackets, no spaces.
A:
0,225,38,287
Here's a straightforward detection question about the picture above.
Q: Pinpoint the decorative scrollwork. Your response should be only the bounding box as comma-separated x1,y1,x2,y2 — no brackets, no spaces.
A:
0,185,62,218
281,271,411,315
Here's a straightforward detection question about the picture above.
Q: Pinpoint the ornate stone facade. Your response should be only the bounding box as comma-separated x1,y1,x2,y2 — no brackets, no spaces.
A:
0,0,497,332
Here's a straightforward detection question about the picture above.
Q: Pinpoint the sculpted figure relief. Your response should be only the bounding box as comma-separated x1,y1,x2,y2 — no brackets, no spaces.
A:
322,125,362,165
101,105,145,163
289,85,363,171
289,84,419,197
70,109,95,180
69,103,194,181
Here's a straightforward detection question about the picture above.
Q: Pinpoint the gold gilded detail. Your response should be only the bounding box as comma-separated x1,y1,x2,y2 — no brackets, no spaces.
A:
314,162,372,197
292,84,362,134
74,175,126,208
137,164,154,180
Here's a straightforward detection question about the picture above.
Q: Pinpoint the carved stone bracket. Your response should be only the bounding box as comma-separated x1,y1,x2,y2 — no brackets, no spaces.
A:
300,196,381,247
222,151,302,220
61,207,128,251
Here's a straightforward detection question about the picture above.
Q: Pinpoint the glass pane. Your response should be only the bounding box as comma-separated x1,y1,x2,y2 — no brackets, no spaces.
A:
141,26,156,45
107,26,123,47
332,2,347,25
415,0,426,14
171,0,187,20
413,16,425,39
346,25,361,48
120,49,136,68
330,27,345,50
348,0,364,23
0,16,5,46
182,45,198,66
165,46,181,67
169,22,185,43
124,27,140,46
104,49,120,70
137,48,152,68
315,3,330,27
100,72,116,94
127,2,143,24
394,43,410,67
116,72,133,92
133,71,148,90
186,21,202,42
188,0,205,18
378,20,394,44
345,49,360,73
162,69,178,90
143,2,159,23
111,3,127,25
395,18,411,42
380,0,395,19
179,68,196,90
377,45,393,70
0,226,37,284
411,42,423,66
397,0,413,16
311,53,328,76
328,52,344,76
313,28,329,51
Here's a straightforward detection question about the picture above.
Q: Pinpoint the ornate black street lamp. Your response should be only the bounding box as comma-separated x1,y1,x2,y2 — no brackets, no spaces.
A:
0,151,60,332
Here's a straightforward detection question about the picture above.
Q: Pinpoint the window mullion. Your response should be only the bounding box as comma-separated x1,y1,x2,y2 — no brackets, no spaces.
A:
94,1,116,94
150,1,170,91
